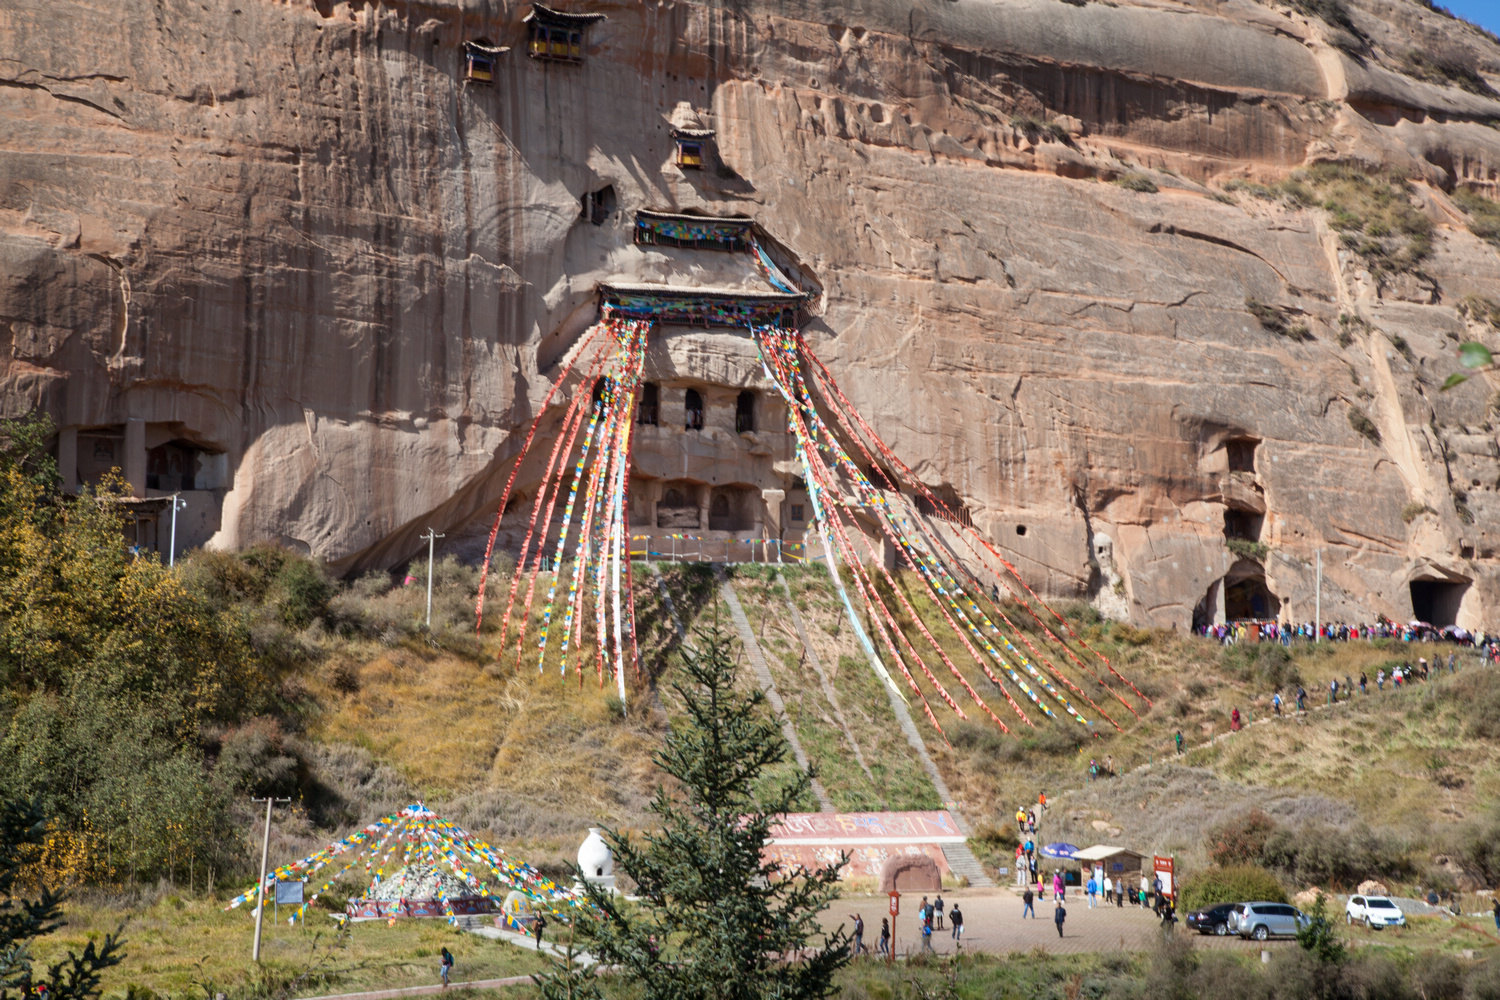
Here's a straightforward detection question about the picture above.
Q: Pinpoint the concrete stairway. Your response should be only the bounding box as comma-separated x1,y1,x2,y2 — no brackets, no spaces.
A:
941,842,995,888
717,570,834,812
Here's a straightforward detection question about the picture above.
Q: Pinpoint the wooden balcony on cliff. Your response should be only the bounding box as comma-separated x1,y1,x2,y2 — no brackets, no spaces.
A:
598,283,806,329
463,39,507,85
524,3,605,63
671,128,715,169
633,210,757,252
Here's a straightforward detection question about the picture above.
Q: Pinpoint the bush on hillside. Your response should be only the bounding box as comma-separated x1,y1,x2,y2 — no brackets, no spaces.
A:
1178,864,1287,912
1259,823,1411,889
1208,808,1278,867
1218,643,1301,692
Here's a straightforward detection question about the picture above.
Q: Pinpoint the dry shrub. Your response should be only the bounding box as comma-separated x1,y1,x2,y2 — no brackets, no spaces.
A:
1208,808,1278,867
1178,864,1287,911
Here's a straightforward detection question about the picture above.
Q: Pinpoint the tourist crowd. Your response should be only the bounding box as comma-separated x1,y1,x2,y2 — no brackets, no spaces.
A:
1200,617,1499,658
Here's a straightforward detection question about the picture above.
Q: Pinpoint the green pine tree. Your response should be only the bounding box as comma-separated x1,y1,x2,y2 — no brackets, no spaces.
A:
536,626,850,1000
0,799,123,1000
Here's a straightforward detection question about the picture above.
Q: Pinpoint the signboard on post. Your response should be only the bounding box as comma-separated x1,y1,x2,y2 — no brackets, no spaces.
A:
274,881,305,905
1153,856,1175,899
888,891,900,916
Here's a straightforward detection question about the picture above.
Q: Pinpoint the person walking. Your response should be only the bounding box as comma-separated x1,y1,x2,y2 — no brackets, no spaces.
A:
934,894,945,931
1022,886,1035,919
878,917,890,958
532,912,547,950
1054,900,1067,938
1273,691,1282,717
920,917,935,954
1297,685,1307,711
1053,869,1065,902
1377,668,1385,691
1230,707,1242,731
949,904,964,942
1174,730,1183,755
1359,672,1368,695
852,913,865,956
1103,875,1113,908
1086,874,1097,909
440,947,454,989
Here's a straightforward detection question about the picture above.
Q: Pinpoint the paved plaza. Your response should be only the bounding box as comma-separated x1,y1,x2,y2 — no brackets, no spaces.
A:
828,888,1291,957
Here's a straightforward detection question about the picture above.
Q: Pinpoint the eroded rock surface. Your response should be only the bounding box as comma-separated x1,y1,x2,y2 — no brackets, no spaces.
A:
3,0,1500,627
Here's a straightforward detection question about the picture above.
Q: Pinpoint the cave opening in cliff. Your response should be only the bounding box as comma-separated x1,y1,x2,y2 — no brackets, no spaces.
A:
735,390,755,433
1226,437,1259,474
1224,570,1279,621
1410,579,1468,627
581,186,616,226
684,388,704,430
636,382,659,425
1223,508,1263,542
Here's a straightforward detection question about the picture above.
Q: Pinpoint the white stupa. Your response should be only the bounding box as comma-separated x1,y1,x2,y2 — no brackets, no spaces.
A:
578,827,616,892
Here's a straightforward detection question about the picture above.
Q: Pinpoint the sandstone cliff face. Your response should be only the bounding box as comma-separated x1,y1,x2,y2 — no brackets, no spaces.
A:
3,0,1500,628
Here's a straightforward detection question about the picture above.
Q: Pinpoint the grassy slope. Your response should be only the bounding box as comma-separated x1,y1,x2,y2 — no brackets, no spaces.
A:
305,562,1500,875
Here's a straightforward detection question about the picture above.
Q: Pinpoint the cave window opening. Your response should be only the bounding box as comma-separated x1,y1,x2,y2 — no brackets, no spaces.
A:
1015,524,1027,537
709,494,731,530
789,503,805,524
657,483,699,529
1223,509,1263,541
146,440,203,492
735,390,755,433
1410,579,1468,627
684,389,704,431
1227,437,1259,474
637,382,659,425
580,185,616,226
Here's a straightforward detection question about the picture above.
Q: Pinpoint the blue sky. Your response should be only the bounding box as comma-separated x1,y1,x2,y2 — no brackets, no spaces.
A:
1441,0,1500,37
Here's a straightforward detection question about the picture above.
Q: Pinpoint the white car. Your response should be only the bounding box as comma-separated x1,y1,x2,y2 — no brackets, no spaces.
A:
1345,894,1406,929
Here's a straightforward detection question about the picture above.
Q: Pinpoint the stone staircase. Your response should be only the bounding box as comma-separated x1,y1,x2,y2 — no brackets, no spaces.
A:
941,841,995,888
717,570,834,812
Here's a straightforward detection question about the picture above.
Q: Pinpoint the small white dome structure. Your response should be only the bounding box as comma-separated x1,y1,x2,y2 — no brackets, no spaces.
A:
579,827,614,880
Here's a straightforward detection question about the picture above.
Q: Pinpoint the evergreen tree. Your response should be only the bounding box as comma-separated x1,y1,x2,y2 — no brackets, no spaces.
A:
537,627,849,1000
0,799,123,1000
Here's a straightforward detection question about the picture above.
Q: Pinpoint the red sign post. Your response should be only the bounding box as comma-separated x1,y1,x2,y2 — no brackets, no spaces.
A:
888,891,900,916
1153,855,1176,900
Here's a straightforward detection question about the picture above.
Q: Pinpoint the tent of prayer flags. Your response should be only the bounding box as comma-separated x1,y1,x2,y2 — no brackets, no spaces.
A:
476,232,1148,736
224,803,587,926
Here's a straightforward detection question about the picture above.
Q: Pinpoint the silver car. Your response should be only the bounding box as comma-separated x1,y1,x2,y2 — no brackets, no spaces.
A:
1233,902,1309,940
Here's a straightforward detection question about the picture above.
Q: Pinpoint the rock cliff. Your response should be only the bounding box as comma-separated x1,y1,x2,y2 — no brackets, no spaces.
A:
3,0,1500,628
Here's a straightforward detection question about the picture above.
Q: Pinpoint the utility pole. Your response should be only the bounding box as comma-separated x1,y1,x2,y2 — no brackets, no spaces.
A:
251,796,291,964
168,494,187,567
1314,548,1322,642
421,527,445,628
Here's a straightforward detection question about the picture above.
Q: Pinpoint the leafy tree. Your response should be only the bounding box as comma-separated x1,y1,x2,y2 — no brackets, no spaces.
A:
0,414,260,883
536,627,850,1000
0,798,123,1000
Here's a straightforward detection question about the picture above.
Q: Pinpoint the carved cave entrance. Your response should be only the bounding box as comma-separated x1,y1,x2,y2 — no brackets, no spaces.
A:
1225,571,1279,621
1410,579,1468,627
